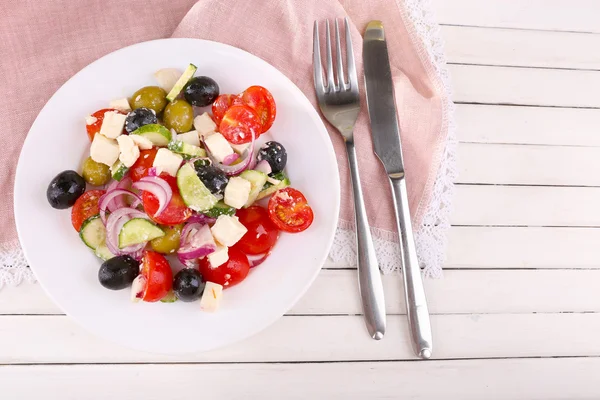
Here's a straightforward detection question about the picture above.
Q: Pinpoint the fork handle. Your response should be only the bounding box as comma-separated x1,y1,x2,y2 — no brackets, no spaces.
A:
345,140,386,340
389,176,433,359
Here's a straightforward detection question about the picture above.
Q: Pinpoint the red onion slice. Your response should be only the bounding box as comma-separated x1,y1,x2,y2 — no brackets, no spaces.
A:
255,159,272,175
99,189,142,225
187,214,217,226
177,223,217,266
203,129,256,176
132,176,173,217
222,153,240,166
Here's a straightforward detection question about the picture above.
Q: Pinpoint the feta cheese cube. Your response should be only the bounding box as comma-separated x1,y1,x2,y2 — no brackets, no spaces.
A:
85,115,97,125
154,68,182,92
193,112,217,137
230,142,250,155
177,131,200,147
117,135,140,167
210,215,248,247
153,148,183,177
224,177,252,209
200,281,223,312
207,246,229,269
130,134,154,150
108,98,132,112
99,111,127,139
204,132,234,163
90,134,119,166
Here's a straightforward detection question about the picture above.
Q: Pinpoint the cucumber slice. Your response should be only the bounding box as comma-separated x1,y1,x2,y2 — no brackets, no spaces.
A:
257,172,291,201
203,201,236,218
130,124,173,147
166,63,197,102
94,244,115,261
80,215,106,250
176,163,218,212
110,160,129,181
119,218,165,248
239,170,268,207
168,140,207,160
160,291,178,303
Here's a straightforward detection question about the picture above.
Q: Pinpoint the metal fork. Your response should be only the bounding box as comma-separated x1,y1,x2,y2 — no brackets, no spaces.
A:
313,18,386,340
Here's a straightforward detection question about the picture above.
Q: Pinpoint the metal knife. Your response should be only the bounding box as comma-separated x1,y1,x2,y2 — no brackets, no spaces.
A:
363,20,433,359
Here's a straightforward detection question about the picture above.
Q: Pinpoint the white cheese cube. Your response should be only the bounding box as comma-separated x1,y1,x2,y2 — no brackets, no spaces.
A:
177,131,200,147
224,177,251,209
211,215,248,247
99,111,127,139
130,134,154,150
85,115,97,125
152,148,183,177
116,135,140,168
207,246,229,269
90,134,119,166
154,68,182,92
108,98,132,112
194,112,217,137
200,281,223,312
230,142,250,155
204,132,234,163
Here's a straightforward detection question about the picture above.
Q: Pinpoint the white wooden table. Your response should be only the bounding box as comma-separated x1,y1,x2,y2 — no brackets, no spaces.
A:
2,1,600,398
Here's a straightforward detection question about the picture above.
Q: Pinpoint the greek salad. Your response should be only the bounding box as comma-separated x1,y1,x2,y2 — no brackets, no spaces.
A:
46,64,314,311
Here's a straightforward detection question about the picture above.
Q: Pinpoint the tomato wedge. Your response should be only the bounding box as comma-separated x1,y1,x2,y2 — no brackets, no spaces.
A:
240,86,276,133
71,189,106,231
218,105,262,144
198,246,250,288
130,148,158,182
267,188,314,233
85,108,126,141
235,206,279,255
139,251,173,302
142,174,192,225
211,94,242,125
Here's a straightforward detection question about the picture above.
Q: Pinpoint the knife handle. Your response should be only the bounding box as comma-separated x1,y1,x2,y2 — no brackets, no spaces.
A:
389,175,433,359
345,140,386,340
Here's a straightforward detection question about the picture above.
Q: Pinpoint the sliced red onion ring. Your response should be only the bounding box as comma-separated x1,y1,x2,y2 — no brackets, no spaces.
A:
222,153,240,166
247,252,270,268
177,223,217,266
132,176,173,217
147,167,158,177
255,159,272,175
99,189,142,225
203,129,256,176
187,214,217,225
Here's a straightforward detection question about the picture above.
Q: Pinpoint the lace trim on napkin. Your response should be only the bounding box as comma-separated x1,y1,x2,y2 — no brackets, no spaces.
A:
329,0,457,278
0,240,36,288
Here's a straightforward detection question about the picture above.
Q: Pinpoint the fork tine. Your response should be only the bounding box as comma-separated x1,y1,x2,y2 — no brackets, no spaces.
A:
325,20,337,91
313,21,325,93
344,17,358,89
334,19,346,90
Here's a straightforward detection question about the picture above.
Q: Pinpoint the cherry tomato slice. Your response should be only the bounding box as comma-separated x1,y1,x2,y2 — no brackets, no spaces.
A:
219,105,262,144
142,174,192,225
130,148,158,182
211,94,242,125
140,250,173,302
267,188,314,233
240,86,276,133
235,206,279,255
85,108,126,141
198,247,250,288
71,189,106,232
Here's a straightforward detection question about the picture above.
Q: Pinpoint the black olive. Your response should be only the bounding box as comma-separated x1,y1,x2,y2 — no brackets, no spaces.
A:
98,255,139,290
124,107,157,133
183,76,219,107
46,170,86,209
195,164,229,195
173,268,205,302
257,141,287,173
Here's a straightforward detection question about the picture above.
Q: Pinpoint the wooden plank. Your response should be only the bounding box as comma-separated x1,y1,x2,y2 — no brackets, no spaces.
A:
2,358,600,400
2,269,599,316
433,0,600,33
452,185,600,227
457,143,600,186
1,313,599,363
447,227,600,269
450,64,600,108
443,25,600,70
456,104,600,146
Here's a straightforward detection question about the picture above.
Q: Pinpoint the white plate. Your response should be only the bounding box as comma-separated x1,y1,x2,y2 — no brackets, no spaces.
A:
14,38,339,354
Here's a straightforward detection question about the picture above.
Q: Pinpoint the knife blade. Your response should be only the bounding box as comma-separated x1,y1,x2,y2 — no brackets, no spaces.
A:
363,20,433,359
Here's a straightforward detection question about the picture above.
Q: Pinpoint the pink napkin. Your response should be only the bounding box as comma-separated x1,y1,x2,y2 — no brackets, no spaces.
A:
1,0,447,260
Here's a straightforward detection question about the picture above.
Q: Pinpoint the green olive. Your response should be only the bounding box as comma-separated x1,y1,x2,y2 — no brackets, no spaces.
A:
130,86,167,114
150,224,183,254
81,157,111,186
163,99,194,133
